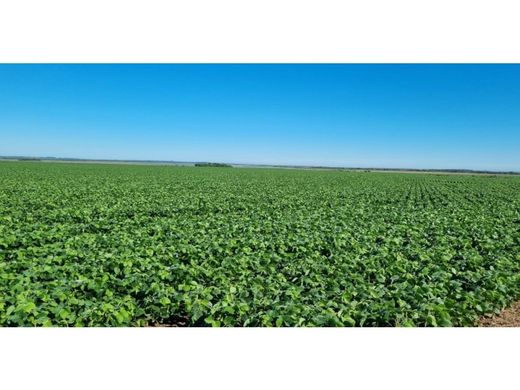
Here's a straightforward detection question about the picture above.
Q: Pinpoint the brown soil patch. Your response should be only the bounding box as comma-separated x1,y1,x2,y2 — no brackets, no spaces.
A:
479,300,520,327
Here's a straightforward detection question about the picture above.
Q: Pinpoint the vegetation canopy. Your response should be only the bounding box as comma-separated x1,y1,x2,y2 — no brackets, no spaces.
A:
0,161,519,326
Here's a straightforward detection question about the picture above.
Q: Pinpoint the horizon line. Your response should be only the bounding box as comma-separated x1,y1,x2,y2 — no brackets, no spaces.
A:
1,155,519,174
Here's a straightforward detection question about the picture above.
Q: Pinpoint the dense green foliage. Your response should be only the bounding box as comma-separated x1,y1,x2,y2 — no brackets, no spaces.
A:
1,161,519,326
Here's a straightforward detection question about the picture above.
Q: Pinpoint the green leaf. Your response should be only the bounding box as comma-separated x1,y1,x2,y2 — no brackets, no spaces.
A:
160,297,171,306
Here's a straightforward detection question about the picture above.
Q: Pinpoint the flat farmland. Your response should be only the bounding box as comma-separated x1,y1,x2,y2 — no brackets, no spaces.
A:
0,161,519,326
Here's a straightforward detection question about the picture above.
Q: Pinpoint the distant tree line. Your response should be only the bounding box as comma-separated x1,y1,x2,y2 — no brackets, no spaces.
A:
194,162,233,167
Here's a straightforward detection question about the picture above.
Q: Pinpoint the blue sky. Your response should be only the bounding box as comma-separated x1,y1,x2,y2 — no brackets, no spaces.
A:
1,64,519,170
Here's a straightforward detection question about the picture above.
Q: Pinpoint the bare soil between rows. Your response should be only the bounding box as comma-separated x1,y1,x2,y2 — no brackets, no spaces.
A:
478,300,520,327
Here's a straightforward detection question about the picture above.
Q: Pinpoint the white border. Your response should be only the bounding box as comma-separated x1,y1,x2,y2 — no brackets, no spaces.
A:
1,328,519,390
1,0,520,63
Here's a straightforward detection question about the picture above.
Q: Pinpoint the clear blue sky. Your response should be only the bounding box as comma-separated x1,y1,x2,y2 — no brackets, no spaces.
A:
1,64,519,171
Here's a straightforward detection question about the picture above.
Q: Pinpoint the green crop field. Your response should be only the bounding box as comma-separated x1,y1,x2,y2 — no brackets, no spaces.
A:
1,161,519,326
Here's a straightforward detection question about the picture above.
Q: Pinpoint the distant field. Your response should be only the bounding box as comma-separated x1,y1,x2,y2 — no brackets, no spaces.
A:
0,161,519,326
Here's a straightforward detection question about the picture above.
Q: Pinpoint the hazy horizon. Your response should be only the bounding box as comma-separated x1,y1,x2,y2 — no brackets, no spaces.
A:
2,154,520,173
2,64,520,171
